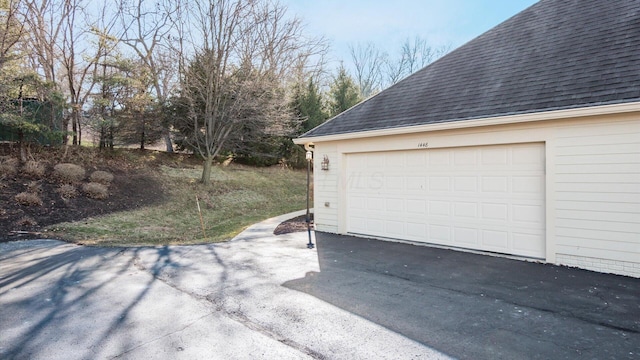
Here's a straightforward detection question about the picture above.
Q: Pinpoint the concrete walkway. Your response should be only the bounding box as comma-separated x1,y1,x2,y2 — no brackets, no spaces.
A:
0,211,446,359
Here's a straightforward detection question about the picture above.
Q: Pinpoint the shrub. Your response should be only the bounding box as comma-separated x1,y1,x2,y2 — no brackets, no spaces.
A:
15,192,43,206
26,181,42,193
89,170,114,185
0,156,18,178
22,161,46,179
15,216,37,227
56,184,78,199
82,182,109,199
53,163,86,183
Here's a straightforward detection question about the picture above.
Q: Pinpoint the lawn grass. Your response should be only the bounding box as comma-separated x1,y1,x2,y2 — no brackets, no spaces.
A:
51,164,308,246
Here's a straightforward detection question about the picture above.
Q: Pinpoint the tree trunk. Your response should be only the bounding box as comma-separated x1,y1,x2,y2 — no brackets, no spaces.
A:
18,131,26,163
72,109,78,145
201,155,214,185
140,116,145,150
164,130,173,153
77,117,82,145
62,116,70,145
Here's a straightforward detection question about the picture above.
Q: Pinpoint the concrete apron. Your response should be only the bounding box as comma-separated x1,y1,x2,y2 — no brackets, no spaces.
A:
0,211,447,360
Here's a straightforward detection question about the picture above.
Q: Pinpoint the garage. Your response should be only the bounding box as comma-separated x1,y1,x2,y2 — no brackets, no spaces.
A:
294,0,640,277
345,143,546,258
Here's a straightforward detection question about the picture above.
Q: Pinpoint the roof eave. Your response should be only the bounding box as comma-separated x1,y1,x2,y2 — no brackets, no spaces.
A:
293,101,640,145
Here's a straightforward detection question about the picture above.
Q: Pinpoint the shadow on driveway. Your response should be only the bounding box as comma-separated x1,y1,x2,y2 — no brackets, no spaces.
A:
0,241,195,359
284,233,640,360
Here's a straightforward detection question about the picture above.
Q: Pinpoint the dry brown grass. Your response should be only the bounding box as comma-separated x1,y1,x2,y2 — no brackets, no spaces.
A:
56,184,78,199
0,156,19,178
22,160,46,179
26,181,42,194
89,170,114,185
82,182,109,199
15,192,43,206
15,216,38,227
53,163,86,183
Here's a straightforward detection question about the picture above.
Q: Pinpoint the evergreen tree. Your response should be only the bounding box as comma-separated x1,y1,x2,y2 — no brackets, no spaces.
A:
328,65,361,117
292,77,327,133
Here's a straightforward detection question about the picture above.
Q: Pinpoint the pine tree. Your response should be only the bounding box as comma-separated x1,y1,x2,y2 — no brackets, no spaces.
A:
328,65,361,117
292,77,327,133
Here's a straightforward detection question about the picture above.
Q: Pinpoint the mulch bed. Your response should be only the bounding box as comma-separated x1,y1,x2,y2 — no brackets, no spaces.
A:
273,214,314,235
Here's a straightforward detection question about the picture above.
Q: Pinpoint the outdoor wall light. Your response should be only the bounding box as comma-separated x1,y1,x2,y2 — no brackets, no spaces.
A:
321,155,329,171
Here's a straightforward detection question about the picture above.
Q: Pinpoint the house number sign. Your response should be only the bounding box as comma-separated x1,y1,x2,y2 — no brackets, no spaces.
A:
417,142,429,148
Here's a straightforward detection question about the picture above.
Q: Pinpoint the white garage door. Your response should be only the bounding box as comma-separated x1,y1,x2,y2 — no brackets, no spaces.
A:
346,143,546,259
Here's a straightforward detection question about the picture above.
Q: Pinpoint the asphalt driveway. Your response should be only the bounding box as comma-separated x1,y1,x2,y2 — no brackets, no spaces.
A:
285,232,640,359
1,213,639,359
0,212,442,360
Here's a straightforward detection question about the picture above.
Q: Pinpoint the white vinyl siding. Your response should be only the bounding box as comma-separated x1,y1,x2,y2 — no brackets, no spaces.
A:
312,144,339,233
553,121,640,269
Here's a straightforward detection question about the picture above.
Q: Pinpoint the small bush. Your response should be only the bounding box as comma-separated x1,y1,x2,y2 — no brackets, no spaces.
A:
56,184,78,199
22,161,46,179
90,170,114,185
15,192,43,206
15,216,37,227
53,163,86,183
0,156,19,178
82,182,109,199
26,181,42,193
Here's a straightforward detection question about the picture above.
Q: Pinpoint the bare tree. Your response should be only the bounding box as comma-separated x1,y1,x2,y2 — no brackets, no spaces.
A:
117,0,180,152
176,0,325,184
22,0,116,145
401,36,450,74
60,0,118,145
0,0,28,69
382,36,450,87
22,0,65,85
348,42,386,98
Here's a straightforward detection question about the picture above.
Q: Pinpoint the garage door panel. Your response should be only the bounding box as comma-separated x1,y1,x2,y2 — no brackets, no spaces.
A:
482,230,509,249
482,203,509,220
513,232,545,256
346,143,546,259
454,176,478,192
429,224,451,242
406,199,426,214
429,177,451,191
481,176,509,192
454,202,479,218
386,198,404,212
428,151,451,166
513,176,544,194
407,223,427,238
406,152,427,167
453,227,479,245
385,152,405,167
429,201,451,216
481,147,508,165
512,204,544,223
454,149,478,166
385,221,405,236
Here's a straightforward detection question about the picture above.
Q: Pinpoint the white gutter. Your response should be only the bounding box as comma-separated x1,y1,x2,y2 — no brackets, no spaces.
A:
293,101,640,145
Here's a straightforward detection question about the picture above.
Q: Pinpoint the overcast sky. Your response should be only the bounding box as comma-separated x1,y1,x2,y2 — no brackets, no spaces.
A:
281,0,538,69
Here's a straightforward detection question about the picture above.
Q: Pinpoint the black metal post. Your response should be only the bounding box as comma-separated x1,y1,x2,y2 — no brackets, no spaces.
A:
306,153,314,249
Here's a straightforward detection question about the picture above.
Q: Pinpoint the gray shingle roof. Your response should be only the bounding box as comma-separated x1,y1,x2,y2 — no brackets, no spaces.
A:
302,0,640,138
